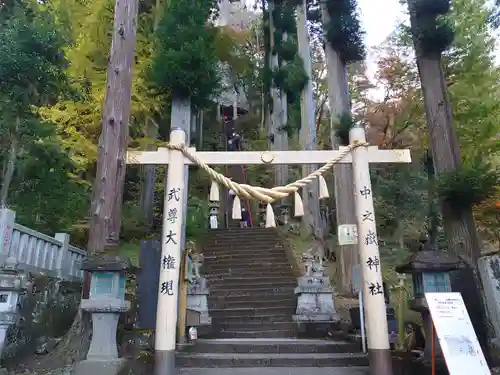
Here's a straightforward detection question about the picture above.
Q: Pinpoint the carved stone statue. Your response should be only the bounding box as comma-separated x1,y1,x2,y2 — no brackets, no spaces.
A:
191,253,204,279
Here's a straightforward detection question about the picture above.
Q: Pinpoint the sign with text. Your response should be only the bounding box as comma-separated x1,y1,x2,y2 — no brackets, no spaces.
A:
425,293,490,375
338,224,358,245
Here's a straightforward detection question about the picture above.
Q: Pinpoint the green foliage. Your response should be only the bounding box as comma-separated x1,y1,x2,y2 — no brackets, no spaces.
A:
324,0,365,63
0,0,69,106
436,161,500,208
443,0,500,161
411,0,454,55
333,112,355,146
273,56,309,103
185,197,209,242
149,0,221,107
268,2,308,104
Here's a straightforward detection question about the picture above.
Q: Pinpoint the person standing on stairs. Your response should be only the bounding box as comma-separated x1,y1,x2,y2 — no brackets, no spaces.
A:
240,207,250,228
227,135,235,151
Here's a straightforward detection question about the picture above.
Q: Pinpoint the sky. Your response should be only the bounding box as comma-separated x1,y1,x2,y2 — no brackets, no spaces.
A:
358,0,405,49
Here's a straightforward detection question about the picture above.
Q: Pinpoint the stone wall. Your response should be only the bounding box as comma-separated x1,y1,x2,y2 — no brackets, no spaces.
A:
1,274,81,365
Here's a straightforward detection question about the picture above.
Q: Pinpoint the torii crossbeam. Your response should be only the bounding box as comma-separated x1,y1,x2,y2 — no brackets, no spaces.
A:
126,127,411,375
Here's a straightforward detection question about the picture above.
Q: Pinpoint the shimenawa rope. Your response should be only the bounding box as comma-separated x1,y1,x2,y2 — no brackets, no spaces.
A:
165,141,368,204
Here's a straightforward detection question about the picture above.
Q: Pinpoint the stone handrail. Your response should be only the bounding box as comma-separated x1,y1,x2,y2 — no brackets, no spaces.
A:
0,209,86,281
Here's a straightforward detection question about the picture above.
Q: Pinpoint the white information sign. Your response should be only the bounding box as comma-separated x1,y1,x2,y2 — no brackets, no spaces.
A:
425,293,490,375
338,224,358,245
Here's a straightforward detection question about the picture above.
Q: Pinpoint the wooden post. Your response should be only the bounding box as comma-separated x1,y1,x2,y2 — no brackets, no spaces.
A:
350,127,392,375
86,0,139,255
177,248,191,344
155,128,186,375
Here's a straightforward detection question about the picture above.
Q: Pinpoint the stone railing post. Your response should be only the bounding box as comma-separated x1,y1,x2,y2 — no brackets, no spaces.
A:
54,233,70,279
0,209,15,260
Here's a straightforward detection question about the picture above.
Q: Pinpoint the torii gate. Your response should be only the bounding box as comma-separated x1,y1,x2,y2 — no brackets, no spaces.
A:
126,126,411,375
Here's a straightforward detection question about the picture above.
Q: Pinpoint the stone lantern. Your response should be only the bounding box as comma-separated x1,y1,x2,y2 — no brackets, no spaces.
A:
0,257,26,356
74,253,131,375
208,201,219,229
395,236,464,360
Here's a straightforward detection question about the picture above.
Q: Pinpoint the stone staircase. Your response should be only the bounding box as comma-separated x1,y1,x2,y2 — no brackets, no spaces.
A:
177,227,369,371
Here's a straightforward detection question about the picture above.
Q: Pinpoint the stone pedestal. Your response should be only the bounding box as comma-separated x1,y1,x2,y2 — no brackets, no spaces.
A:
187,278,211,326
293,275,339,336
74,253,131,375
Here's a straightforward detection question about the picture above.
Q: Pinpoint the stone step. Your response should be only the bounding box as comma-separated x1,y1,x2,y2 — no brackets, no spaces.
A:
177,367,369,375
210,275,295,285
210,281,296,291
209,228,278,234
209,274,294,282
204,257,287,267
205,234,281,241
204,262,292,272
206,237,281,245
209,298,296,310
210,306,295,318
212,321,295,332
205,236,282,243
203,251,285,260
209,288,295,299
204,269,296,279
183,339,361,354
213,313,293,325
176,352,368,368
204,242,281,249
209,329,296,339
210,284,296,294
203,250,285,258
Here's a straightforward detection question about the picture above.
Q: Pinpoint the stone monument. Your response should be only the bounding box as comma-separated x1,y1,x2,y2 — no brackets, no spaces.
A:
293,249,339,336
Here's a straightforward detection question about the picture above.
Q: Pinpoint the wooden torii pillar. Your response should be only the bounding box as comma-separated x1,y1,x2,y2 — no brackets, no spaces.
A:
126,127,411,375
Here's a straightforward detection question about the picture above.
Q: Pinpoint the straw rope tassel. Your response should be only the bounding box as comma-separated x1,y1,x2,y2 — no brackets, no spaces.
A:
209,181,219,201
294,191,304,217
318,176,329,199
232,196,242,220
265,204,276,228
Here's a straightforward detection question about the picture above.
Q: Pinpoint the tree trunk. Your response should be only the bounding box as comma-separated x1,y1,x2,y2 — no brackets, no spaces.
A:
276,32,288,188
0,117,19,208
48,0,139,364
139,118,158,227
407,3,479,265
87,0,139,254
321,4,358,294
268,0,284,188
407,0,490,357
297,0,320,236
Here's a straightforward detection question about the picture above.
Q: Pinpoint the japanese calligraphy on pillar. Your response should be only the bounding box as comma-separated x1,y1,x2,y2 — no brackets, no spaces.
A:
355,185,385,299
159,187,182,297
